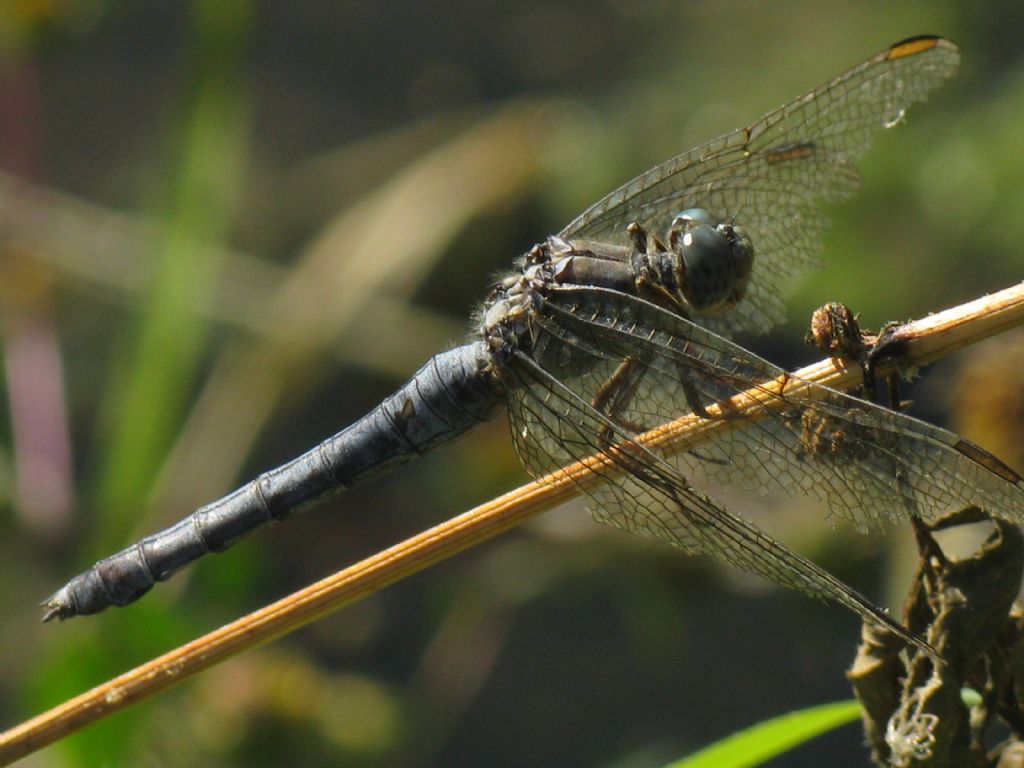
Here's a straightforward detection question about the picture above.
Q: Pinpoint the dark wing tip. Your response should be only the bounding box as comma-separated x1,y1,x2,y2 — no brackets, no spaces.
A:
887,35,955,60
955,439,1023,485
763,142,819,165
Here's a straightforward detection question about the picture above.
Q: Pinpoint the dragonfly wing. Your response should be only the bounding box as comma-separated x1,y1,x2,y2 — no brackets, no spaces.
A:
560,37,960,337
532,284,1024,531
502,337,923,647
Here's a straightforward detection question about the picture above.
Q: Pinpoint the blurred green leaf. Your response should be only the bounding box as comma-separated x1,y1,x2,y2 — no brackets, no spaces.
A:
665,700,862,768
93,0,252,546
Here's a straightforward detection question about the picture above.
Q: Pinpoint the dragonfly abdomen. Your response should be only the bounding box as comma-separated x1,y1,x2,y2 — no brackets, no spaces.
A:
42,342,501,620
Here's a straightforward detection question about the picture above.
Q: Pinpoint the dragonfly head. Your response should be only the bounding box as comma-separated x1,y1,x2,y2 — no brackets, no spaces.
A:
668,208,753,313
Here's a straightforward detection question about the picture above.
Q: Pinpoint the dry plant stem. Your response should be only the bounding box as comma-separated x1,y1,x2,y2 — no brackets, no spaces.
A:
2,281,1023,765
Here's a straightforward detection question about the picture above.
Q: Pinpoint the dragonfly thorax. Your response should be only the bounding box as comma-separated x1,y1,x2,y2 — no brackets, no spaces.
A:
479,245,555,362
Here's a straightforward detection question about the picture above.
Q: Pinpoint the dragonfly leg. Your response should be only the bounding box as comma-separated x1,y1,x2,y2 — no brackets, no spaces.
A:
591,355,651,437
626,221,667,254
590,351,714,432
589,348,727,470
626,221,649,253
627,221,687,314
675,360,713,419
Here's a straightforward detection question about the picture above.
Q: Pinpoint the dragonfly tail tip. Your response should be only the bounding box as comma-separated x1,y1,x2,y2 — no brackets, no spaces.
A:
40,591,73,623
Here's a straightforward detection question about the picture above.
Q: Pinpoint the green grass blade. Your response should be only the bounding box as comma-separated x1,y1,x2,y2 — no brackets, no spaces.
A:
92,0,252,547
666,700,862,768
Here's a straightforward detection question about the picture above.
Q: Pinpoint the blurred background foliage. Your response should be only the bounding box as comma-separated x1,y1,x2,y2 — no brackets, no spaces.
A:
0,2,1022,766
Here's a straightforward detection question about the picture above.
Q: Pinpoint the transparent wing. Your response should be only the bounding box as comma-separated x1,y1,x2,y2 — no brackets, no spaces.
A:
560,37,960,337
503,345,922,645
528,285,1024,532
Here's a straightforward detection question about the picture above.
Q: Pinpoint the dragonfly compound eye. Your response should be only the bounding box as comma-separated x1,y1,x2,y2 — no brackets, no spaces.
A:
671,207,717,229
670,217,754,312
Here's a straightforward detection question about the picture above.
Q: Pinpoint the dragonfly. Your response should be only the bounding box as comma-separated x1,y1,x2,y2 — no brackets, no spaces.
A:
43,35,1023,653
